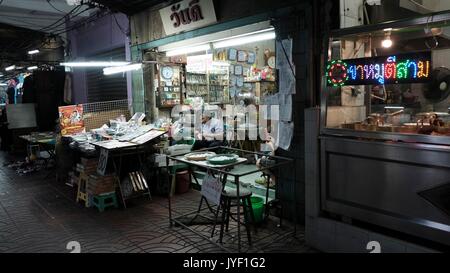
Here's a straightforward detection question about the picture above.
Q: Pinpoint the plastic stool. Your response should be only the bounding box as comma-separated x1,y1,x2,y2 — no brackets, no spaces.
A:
76,173,90,207
92,192,119,212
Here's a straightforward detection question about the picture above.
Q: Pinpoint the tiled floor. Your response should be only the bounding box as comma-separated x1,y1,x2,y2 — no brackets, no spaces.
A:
0,152,313,253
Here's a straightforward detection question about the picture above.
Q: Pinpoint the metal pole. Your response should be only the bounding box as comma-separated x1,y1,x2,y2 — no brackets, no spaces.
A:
167,155,173,227
235,175,241,252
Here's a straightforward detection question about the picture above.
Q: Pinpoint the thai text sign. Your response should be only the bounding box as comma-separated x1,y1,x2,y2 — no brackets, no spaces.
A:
159,0,217,35
326,51,432,86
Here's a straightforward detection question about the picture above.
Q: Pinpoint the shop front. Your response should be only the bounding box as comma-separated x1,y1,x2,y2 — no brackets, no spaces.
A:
312,11,450,251
129,0,318,222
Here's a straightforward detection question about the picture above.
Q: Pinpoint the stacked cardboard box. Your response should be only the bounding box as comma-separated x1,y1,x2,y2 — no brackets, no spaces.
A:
87,174,116,195
76,157,98,175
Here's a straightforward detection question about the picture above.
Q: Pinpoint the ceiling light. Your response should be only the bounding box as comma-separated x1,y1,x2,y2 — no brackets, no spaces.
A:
213,31,276,49
60,61,130,67
381,30,392,48
28,49,40,55
103,63,143,75
0,83,7,86
381,38,392,48
165,44,211,57
27,66,38,71
5,65,16,71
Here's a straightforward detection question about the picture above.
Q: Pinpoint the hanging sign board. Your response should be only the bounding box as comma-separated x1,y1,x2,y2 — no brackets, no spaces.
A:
201,173,222,205
159,0,217,36
58,105,85,136
326,51,432,86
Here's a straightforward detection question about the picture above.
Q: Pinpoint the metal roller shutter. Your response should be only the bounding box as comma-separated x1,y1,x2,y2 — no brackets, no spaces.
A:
86,47,128,102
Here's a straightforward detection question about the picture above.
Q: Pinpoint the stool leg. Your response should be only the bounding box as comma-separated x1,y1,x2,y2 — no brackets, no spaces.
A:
242,198,252,245
219,198,228,243
210,201,222,238
99,197,105,212
247,197,257,234
225,199,231,232
113,195,119,208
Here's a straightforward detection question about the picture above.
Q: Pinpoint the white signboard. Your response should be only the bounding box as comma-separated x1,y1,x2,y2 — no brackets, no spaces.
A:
159,0,217,36
6,103,37,129
201,173,222,205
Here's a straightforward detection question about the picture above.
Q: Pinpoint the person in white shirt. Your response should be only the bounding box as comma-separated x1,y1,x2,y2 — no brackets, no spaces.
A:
193,112,224,150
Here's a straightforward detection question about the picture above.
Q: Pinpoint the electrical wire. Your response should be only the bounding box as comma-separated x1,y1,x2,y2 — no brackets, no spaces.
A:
41,6,86,33
112,13,128,36
38,4,84,32
46,0,66,13
52,10,107,36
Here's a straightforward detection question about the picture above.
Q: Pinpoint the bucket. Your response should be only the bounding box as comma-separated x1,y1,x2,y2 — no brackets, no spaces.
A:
249,196,265,223
175,170,190,194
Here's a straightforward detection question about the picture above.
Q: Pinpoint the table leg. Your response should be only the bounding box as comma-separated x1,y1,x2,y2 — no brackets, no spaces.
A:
167,156,173,227
264,174,270,221
113,156,126,209
235,175,241,252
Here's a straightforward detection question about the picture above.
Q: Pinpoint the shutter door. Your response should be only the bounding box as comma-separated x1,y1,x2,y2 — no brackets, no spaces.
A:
86,47,128,102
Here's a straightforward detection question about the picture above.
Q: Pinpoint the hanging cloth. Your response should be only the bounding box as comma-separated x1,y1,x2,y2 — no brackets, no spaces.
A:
64,73,73,104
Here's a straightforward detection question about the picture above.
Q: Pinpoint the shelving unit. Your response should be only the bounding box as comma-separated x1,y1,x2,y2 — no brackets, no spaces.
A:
185,63,229,104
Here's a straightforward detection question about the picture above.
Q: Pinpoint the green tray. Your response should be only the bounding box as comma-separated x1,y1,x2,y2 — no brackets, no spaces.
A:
207,154,239,165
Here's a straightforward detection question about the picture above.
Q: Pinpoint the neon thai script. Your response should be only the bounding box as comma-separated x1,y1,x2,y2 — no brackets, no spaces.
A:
327,52,432,86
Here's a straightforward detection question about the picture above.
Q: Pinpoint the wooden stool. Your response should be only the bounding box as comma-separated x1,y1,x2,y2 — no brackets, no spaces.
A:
76,173,90,207
91,192,119,212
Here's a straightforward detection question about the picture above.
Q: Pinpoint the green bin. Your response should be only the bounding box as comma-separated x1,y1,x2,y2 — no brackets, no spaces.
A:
248,196,265,223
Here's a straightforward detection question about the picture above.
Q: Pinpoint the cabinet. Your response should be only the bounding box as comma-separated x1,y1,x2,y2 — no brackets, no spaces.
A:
157,64,183,108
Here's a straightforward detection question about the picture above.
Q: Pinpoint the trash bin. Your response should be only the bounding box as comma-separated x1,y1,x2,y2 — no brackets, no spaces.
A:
249,196,265,223
175,170,190,194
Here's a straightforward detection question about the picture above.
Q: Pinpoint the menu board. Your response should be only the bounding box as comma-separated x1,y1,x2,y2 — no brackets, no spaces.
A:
58,105,85,136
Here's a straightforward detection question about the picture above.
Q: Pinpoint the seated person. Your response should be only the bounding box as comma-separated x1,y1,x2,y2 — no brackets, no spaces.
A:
193,111,224,150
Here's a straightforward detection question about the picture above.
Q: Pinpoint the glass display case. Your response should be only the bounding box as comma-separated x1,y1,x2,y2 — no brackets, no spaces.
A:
322,18,450,145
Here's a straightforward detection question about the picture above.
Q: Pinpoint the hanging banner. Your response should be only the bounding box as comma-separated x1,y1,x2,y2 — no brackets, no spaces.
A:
58,104,85,136
326,51,432,86
159,0,217,36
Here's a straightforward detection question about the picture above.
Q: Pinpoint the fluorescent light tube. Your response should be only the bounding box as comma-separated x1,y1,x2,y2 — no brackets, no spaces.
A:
384,106,404,110
60,61,130,67
5,65,16,71
28,49,40,55
0,83,7,86
27,66,38,71
165,44,211,57
103,63,143,75
213,31,276,49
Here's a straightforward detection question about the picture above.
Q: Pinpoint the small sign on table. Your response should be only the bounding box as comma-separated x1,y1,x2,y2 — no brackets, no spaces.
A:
97,148,109,176
201,173,223,206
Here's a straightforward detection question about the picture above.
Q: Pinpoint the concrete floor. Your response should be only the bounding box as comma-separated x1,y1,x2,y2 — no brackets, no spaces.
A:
0,152,314,253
